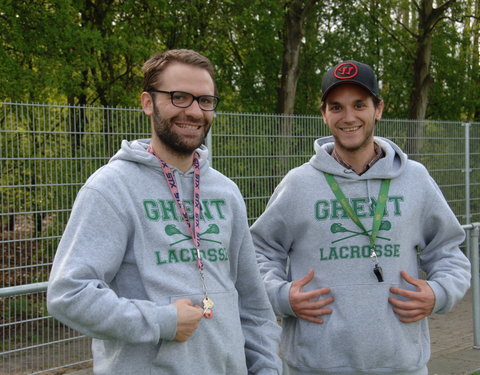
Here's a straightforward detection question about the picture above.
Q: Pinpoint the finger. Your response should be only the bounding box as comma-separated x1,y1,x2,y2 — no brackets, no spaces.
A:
390,298,431,323
299,288,331,301
400,270,421,287
398,315,424,323
192,306,204,318
389,297,415,310
388,295,419,309
295,299,333,311
391,304,424,316
297,296,334,309
296,313,325,324
291,297,334,313
393,308,426,323
293,269,315,289
298,307,333,317
389,287,417,300
293,300,334,319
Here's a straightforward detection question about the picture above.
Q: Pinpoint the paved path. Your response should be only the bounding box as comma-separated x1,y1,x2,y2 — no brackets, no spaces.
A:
428,288,479,375
65,290,479,375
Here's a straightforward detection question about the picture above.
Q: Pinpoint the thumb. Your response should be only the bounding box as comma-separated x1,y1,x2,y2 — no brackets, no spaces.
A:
296,269,315,288
400,270,420,288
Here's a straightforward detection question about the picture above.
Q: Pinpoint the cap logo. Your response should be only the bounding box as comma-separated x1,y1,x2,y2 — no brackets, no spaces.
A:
334,62,358,79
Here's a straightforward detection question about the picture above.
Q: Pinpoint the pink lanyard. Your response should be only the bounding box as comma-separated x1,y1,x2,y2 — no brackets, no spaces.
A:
148,145,213,318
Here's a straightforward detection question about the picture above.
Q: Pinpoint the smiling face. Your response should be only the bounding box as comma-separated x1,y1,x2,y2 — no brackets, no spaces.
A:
321,83,383,157
141,62,215,158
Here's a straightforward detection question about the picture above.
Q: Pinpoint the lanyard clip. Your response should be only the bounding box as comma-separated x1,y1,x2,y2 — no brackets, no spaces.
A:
196,250,204,270
370,246,378,264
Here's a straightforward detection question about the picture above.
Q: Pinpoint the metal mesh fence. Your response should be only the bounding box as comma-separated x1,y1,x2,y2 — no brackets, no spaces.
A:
1,103,149,374
1,102,479,374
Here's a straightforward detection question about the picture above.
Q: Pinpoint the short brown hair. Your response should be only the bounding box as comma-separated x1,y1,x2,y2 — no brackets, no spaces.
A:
142,49,216,93
320,93,382,112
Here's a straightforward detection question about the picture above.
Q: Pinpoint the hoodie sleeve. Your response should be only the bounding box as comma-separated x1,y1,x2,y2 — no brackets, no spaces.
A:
250,175,296,318
47,185,177,343
230,195,282,375
417,172,471,314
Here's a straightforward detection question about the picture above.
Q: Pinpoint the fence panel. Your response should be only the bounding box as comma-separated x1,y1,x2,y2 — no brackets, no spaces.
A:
1,103,149,374
1,102,479,374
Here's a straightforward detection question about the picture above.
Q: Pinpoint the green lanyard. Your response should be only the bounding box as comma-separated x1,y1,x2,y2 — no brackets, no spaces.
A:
323,173,391,282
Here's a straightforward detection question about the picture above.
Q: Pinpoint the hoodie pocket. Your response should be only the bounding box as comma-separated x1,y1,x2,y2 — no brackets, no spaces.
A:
152,289,248,375
282,284,429,371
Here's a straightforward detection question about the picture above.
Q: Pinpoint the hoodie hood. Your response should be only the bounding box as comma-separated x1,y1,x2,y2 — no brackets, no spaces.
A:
310,136,407,180
109,139,210,174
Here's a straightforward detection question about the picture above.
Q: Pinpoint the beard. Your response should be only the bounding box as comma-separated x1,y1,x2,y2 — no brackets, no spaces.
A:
333,116,376,153
334,128,374,153
152,102,211,156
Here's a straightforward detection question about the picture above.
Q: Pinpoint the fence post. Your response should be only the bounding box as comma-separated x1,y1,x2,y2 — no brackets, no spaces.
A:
464,122,471,259
205,131,213,167
471,224,480,349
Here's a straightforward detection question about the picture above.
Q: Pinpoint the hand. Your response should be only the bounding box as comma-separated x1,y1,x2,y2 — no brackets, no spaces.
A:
389,270,435,323
289,269,333,324
172,299,204,342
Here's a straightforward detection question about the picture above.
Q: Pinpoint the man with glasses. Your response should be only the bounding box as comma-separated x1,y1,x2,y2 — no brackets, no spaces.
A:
47,49,282,375
251,60,470,375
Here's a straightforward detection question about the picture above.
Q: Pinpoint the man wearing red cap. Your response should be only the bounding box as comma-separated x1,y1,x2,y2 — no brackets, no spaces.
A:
252,60,471,375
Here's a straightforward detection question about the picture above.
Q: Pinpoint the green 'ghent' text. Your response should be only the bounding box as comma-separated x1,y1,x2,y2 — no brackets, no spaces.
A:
144,199,226,222
315,196,404,220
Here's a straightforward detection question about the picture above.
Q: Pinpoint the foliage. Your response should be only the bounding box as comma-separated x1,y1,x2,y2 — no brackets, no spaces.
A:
0,0,479,120
1,1,479,242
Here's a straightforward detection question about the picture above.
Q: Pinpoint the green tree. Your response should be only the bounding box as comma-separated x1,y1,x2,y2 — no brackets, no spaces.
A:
1,0,479,121
0,0,81,103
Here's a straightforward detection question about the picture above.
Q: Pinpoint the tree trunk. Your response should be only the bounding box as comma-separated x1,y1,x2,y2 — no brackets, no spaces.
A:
69,85,88,157
8,215,15,231
406,0,456,157
277,0,317,118
472,0,480,121
276,0,317,175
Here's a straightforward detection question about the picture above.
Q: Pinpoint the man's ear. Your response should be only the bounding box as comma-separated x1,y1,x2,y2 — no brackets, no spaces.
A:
141,91,154,116
375,100,384,121
320,108,327,124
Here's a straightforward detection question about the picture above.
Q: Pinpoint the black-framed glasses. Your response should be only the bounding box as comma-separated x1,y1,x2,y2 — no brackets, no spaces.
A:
148,90,220,111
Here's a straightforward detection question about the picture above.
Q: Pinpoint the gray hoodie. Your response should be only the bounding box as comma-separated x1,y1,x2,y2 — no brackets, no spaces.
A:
47,139,282,375
251,136,470,375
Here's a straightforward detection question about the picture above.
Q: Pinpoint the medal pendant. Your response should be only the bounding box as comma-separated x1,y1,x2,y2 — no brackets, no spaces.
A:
202,297,214,319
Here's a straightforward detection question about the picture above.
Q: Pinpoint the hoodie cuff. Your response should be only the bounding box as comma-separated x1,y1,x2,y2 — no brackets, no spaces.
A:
157,304,178,341
277,282,295,317
428,280,447,314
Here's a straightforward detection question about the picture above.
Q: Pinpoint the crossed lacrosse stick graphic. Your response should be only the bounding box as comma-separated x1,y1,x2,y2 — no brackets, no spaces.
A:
330,221,392,244
165,223,223,246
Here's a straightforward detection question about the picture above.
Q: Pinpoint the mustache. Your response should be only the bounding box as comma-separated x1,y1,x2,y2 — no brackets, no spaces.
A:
171,115,209,126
